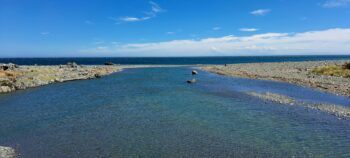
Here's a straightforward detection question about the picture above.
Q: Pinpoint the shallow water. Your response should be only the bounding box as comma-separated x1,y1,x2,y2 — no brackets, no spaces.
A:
1,67,350,157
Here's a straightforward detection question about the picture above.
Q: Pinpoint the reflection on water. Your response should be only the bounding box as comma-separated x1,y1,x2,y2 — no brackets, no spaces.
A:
0,67,350,157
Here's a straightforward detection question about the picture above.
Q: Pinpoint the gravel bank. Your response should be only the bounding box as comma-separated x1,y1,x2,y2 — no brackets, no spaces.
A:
202,60,350,97
248,91,350,119
0,63,166,94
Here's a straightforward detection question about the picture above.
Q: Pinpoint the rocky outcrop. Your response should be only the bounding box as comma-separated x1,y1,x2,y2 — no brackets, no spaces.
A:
0,78,16,93
0,63,18,71
0,146,16,158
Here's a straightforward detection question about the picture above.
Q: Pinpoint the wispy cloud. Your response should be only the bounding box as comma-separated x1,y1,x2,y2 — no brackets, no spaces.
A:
119,16,151,22
40,32,50,35
149,1,166,13
166,31,175,35
80,28,350,56
250,9,271,16
322,0,350,8
93,40,105,45
239,28,259,32
85,20,94,25
114,1,165,23
212,27,221,31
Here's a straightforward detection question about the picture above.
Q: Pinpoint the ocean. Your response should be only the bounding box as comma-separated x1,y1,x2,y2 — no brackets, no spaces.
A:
0,55,350,65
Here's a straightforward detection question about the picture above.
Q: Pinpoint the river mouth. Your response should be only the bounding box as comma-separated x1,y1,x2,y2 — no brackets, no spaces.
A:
1,67,350,157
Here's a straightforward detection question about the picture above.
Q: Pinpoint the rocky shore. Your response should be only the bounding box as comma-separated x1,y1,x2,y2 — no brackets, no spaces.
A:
202,60,350,97
0,62,123,93
0,146,16,158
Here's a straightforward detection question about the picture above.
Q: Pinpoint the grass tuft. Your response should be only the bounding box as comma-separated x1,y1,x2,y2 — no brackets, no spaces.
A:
312,64,350,78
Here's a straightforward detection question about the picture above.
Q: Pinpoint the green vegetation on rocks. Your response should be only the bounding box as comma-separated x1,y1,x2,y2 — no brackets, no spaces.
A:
312,63,350,78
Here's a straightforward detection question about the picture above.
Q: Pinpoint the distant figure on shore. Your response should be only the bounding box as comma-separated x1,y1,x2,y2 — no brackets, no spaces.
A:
192,70,198,75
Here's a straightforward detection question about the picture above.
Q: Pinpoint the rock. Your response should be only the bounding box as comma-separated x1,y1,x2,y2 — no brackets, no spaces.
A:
0,146,16,158
187,78,196,84
0,86,14,93
104,62,115,65
66,62,79,68
192,70,198,75
0,78,15,93
0,63,18,71
94,73,102,78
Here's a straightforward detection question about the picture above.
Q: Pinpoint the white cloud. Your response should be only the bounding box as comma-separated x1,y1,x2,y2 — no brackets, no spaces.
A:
119,16,150,22
80,28,350,56
166,31,175,35
115,1,165,23
322,0,350,8
149,1,165,13
213,27,221,31
239,28,259,32
251,9,271,16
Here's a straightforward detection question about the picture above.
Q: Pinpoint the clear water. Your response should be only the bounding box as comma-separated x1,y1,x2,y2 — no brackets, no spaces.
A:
1,55,350,65
1,67,350,157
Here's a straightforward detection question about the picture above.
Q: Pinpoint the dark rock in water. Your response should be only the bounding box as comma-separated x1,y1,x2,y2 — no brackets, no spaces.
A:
94,74,102,78
187,79,196,84
0,63,18,71
104,62,115,65
192,70,198,75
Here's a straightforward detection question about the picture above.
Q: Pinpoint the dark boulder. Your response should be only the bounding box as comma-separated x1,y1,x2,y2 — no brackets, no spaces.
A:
104,62,115,65
94,73,102,78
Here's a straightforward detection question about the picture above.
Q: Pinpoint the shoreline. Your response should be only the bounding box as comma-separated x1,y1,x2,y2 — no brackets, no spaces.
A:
201,60,350,97
0,63,179,94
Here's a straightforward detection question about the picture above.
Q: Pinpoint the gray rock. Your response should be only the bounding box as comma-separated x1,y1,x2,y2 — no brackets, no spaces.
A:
0,146,16,158
0,78,15,93
0,63,18,71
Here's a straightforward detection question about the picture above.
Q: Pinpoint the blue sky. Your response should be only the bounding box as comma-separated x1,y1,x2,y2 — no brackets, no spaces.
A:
1,0,350,57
